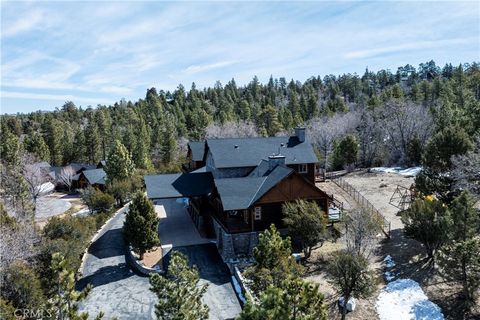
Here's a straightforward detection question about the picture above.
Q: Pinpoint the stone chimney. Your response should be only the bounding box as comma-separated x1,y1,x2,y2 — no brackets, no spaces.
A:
295,127,306,143
268,154,286,170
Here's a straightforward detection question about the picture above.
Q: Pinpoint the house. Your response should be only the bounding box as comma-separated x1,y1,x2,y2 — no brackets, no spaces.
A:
145,128,333,262
76,168,107,190
48,162,106,190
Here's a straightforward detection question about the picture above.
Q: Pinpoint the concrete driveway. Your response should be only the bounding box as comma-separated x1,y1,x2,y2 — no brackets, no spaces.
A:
77,206,157,319
164,244,242,320
78,199,241,320
156,198,210,250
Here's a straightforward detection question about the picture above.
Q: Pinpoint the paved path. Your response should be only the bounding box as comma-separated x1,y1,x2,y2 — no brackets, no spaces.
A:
156,198,210,249
165,244,242,320
77,206,157,319
78,199,241,320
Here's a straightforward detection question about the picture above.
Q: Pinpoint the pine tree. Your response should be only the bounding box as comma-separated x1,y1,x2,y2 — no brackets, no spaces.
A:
44,117,64,165
104,140,135,181
283,200,327,259
244,224,302,297
327,251,376,320
259,106,282,137
133,119,152,169
49,252,104,320
84,118,101,164
239,277,327,320
160,116,177,164
0,125,21,166
123,191,159,259
438,191,480,309
149,251,209,320
24,134,50,163
401,197,452,261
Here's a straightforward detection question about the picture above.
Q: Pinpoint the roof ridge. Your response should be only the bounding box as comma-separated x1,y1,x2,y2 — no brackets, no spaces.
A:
247,176,269,208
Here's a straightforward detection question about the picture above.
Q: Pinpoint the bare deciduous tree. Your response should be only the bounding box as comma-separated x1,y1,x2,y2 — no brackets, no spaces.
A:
344,208,382,258
452,136,480,197
308,112,359,173
58,165,76,192
206,121,259,138
380,101,432,165
0,221,39,270
21,153,48,211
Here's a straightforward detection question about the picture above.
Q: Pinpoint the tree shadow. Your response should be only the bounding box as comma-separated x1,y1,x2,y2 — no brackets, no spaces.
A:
163,244,231,286
88,228,125,259
379,228,434,285
76,263,134,290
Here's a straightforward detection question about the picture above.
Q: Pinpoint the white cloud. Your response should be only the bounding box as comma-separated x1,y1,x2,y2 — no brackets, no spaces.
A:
1,91,113,105
344,37,476,59
183,61,238,75
2,9,44,37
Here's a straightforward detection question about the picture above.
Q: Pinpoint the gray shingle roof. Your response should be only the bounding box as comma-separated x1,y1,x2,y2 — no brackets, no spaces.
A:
188,141,206,162
145,174,182,199
206,136,318,169
145,172,214,199
214,165,293,210
82,168,106,185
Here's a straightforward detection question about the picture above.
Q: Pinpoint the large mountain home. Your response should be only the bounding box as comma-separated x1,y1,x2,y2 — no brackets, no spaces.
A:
145,128,334,262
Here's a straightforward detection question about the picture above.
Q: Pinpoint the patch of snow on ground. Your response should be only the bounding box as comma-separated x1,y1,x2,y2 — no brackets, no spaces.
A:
231,276,246,304
376,279,444,320
370,167,422,177
384,271,395,282
384,255,396,268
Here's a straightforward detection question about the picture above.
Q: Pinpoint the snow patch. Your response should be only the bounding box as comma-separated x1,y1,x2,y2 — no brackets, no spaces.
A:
384,271,395,282
370,167,422,177
376,279,443,320
231,276,246,304
384,255,396,268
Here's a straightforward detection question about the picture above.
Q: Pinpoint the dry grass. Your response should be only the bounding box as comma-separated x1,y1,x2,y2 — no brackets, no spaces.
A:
334,170,480,320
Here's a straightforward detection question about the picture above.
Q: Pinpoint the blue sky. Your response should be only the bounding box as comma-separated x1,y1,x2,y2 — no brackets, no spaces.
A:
1,1,479,114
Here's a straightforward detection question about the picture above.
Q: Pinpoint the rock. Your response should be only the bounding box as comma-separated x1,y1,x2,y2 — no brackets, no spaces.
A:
338,296,357,312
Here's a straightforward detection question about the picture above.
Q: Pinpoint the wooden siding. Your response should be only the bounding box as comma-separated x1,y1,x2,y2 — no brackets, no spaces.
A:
254,171,330,212
287,163,316,184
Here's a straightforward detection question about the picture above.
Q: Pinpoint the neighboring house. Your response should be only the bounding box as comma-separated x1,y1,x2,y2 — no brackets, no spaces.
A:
184,141,206,172
145,128,333,262
48,161,106,190
77,168,107,190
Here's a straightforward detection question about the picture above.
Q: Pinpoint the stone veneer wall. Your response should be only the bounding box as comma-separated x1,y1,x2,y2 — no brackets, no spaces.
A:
212,219,259,263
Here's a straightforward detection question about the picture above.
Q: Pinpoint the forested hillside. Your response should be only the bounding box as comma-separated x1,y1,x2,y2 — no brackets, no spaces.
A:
1,60,479,172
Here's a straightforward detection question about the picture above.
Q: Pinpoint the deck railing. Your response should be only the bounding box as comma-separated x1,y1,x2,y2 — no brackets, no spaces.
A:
332,177,391,238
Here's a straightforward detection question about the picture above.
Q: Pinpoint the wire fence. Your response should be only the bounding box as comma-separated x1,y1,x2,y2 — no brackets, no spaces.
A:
332,177,391,238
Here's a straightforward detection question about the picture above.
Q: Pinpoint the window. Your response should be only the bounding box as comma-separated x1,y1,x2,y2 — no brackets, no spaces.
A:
254,207,262,220
298,164,308,173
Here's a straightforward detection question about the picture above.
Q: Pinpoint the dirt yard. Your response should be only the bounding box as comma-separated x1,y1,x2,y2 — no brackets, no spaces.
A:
311,171,479,320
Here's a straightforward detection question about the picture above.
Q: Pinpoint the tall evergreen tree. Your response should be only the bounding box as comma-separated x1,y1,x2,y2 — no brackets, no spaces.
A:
48,252,104,320
44,117,64,165
84,118,101,164
104,140,135,181
438,191,480,309
150,251,209,320
24,134,50,163
239,277,327,320
123,191,159,259
244,224,302,297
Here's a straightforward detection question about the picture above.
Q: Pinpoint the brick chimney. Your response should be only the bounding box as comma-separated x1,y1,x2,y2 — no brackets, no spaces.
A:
294,127,306,143
268,154,286,170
